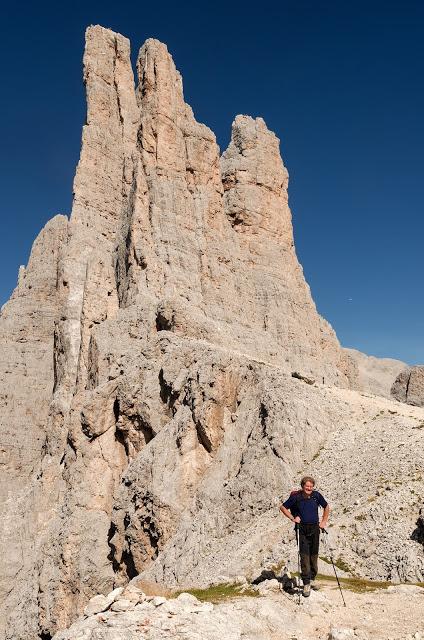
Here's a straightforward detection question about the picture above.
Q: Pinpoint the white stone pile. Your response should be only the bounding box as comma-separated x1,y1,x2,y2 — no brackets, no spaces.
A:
53,581,424,640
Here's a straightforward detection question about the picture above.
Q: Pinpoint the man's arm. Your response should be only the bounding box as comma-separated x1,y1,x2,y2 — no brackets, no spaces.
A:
319,504,330,529
279,504,301,524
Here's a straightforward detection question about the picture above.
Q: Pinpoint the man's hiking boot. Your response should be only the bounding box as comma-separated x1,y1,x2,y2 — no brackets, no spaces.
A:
311,580,320,590
302,583,311,598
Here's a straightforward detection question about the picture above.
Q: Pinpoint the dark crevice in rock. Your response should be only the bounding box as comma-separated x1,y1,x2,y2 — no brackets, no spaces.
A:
123,224,132,269
156,310,173,332
141,421,155,445
113,398,120,423
260,402,284,462
107,522,120,572
113,37,125,128
142,513,160,560
405,371,412,402
228,211,246,228
52,324,65,394
115,426,129,458
39,632,52,640
194,420,212,453
114,160,140,308
159,369,178,416
122,548,138,580
235,421,257,479
132,419,155,447
411,511,424,545
86,336,99,390
41,437,48,457
66,432,77,458
259,402,268,434
269,440,284,462
80,417,95,441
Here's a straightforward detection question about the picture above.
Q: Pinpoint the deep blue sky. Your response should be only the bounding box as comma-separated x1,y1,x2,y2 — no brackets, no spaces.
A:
1,1,423,363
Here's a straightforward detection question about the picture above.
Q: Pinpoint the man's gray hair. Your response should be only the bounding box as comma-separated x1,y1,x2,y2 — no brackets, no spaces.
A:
301,475,316,487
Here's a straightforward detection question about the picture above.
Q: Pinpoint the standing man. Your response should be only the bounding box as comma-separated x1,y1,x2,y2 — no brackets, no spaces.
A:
280,476,330,597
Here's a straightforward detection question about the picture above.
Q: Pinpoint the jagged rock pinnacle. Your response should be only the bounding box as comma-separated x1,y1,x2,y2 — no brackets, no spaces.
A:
1,26,422,640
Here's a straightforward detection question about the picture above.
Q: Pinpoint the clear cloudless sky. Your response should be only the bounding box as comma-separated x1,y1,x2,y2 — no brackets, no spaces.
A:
1,0,423,363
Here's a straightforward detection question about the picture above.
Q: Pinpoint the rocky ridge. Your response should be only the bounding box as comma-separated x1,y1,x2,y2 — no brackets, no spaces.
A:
0,25,423,640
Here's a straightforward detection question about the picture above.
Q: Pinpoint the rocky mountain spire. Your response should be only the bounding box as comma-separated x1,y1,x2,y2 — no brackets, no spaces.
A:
5,26,422,640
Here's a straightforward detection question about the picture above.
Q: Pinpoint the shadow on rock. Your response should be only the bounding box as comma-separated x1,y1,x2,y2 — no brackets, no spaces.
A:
251,569,298,594
411,509,424,545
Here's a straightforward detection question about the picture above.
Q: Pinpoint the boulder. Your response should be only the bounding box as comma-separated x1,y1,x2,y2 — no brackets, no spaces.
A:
391,366,424,406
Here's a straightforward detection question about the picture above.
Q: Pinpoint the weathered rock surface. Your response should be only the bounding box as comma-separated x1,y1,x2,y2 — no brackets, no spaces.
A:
109,372,424,590
345,348,406,399
391,366,424,407
0,24,423,640
52,583,424,640
307,389,424,582
0,215,69,640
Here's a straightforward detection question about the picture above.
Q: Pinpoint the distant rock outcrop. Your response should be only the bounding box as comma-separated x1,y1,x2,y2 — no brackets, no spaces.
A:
1,25,423,640
391,366,424,407
345,348,406,398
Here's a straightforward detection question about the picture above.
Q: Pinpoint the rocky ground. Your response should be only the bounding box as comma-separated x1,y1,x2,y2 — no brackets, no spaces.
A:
142,381,424,591
304,386,424,582
53,579,424,640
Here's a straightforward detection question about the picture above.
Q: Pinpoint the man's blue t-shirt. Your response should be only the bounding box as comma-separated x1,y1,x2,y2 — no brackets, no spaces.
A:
283,491,328,524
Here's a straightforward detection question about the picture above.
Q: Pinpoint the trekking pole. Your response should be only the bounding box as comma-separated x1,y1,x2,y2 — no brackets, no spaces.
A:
295,523,302,605
321,529,346,607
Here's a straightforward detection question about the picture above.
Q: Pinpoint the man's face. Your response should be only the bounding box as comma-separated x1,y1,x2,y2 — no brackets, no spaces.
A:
303,481,314,495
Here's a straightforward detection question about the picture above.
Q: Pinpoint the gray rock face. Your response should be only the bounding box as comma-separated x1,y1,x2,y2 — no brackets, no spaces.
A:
391,366,424,407
0,214,68,493
0,215,69,640
0,25,423,640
